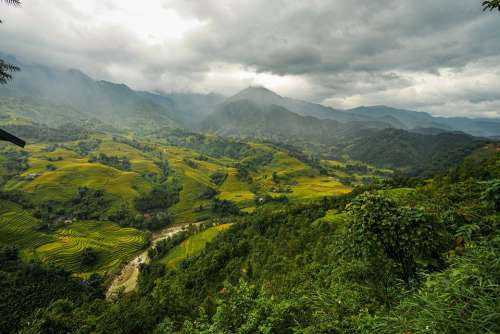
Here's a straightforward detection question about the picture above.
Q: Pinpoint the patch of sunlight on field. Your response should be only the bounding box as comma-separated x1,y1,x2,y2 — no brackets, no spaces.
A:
288,176,352,199
312,210,349,226
262,151,311,177
218,168,254,204
97,141,147,160
160,224,231,269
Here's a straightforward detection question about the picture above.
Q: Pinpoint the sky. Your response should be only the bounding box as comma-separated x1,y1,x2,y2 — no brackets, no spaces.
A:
1,0,500,117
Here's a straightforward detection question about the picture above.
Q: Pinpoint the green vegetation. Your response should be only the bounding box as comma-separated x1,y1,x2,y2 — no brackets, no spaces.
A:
35,220,145,276
160,224,231,269
89,153,131,171
3,143,493,334
1,91,499,333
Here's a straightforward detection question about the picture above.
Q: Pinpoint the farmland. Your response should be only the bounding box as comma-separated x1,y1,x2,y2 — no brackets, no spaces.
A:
0,200,146,276
0,131,383,278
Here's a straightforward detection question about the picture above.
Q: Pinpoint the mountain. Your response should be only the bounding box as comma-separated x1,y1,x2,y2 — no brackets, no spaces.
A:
226,86,377,124
224,87,500,137
347,105,448,130
0,56,223,132
0,61,178,132
159,92,225,119
348,105,500,137
200,99,371,146
202,99,488,175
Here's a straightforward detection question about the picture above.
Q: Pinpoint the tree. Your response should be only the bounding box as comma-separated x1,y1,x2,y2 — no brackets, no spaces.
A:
0,0,20,82
80,247,98,266
347,192,445,284
483,0,500,11
0,0,25,147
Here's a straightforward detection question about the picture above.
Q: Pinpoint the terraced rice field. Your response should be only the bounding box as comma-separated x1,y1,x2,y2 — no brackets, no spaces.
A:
160,224,231,269
0,200,55,259
35,220,146,276
96,141,160,174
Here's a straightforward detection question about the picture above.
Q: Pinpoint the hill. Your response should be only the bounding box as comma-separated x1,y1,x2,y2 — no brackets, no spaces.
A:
201,100,488,175
224,86,500,137
0,56,221,132
345,128,488,175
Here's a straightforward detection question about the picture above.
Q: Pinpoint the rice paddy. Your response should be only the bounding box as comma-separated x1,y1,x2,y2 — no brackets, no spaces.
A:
0,135,361,277
35,220,146,277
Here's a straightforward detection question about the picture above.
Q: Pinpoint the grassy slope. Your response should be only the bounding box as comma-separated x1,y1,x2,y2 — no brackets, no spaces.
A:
0,200,55,259
5,140,153,213
159,224,232,269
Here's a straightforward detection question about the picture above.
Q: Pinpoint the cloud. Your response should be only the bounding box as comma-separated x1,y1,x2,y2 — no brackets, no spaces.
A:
0,0,499,117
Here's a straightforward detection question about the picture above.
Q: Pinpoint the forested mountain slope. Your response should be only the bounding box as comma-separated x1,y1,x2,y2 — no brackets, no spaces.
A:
225,86,500,137
201,100,489,175
0,56,220,131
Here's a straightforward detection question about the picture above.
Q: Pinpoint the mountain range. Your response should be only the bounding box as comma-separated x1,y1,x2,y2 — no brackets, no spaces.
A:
0,56,496,174
1,55,499,138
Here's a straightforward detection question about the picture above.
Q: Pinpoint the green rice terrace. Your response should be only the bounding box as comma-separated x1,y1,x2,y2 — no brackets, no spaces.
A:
0,130,388,281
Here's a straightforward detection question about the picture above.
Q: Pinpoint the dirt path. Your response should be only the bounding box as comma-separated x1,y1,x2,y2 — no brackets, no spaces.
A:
106,223,197,299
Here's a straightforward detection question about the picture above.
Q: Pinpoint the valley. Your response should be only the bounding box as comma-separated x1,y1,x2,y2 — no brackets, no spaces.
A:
4,37,500,334
0,125,369,281
1,88,499,333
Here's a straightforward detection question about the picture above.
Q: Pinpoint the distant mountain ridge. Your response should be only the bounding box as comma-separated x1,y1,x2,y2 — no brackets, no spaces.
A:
223,86,500,137
0,55,222,132
0,57,493,175
1,54,498,137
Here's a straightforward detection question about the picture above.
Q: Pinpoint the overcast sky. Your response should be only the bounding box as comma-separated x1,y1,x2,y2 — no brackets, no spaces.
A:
1,0,500,117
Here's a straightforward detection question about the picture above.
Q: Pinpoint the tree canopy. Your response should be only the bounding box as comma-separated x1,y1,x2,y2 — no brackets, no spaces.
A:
483,0,500,11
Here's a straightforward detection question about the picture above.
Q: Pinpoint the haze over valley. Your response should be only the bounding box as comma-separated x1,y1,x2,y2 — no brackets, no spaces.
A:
1,1,499,333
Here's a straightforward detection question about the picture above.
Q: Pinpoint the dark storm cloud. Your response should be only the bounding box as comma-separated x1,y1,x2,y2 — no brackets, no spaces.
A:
174,0,497,74
1,0,499,116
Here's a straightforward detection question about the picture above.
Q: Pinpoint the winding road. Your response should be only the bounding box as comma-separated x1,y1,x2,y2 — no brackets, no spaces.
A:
106,223,197,298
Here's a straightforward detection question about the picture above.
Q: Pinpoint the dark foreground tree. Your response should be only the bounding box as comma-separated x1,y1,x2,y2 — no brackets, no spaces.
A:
0,0,25,147
0,0,20,82
483,0,500,11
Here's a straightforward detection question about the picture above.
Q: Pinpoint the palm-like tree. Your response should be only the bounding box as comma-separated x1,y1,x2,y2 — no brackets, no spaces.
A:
0,0,20,83
0,0,24,147
483,0,500,11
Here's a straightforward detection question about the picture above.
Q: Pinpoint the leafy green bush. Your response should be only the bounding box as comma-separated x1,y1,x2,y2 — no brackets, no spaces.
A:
360,236,500,334
347,192,446,284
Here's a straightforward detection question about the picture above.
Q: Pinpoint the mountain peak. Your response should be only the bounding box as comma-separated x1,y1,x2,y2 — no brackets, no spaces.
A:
227,86,283,105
